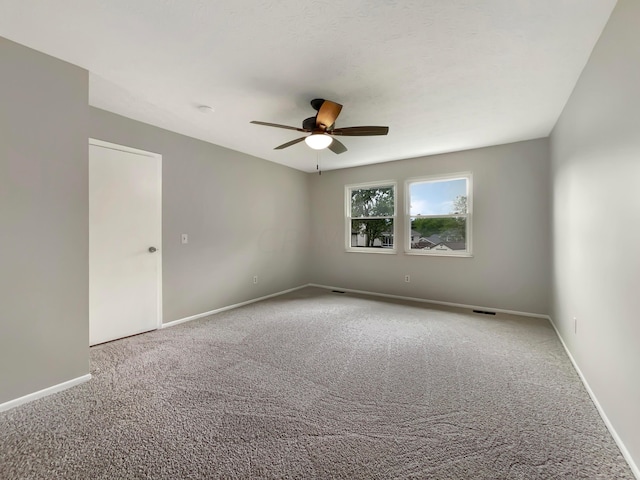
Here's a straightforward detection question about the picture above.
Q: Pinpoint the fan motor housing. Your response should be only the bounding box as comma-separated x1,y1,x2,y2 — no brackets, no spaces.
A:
302,116,316,131
310,98,325,111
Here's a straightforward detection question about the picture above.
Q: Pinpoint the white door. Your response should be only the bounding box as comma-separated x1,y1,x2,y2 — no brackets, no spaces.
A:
89,140,162,346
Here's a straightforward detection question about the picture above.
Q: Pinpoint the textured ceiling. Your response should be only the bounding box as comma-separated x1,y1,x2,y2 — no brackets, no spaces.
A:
0,1,616,172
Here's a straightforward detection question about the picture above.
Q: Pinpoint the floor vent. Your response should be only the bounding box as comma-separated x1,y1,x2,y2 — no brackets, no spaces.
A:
472,309,496,316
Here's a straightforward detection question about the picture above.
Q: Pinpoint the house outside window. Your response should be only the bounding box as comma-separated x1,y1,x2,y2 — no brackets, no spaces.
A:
346,181,397,253
405,173,472,256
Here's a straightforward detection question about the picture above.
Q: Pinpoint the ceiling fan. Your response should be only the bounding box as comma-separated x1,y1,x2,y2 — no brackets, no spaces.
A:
250,99,389,154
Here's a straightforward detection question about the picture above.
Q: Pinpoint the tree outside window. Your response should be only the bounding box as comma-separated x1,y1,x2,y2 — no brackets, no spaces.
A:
346,182,396,252
406,174,472,256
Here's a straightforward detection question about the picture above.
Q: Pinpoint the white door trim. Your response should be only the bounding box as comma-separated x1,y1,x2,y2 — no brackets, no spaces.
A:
89,138,163,333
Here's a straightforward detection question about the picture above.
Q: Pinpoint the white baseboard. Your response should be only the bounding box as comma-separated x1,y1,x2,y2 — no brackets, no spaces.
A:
547,317,639,479
308,283,549,319
162,284,310,329
0,374,92,413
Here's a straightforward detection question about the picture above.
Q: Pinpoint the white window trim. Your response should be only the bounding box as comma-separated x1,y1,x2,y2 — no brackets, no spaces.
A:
404,172,473,257
345,180,397,254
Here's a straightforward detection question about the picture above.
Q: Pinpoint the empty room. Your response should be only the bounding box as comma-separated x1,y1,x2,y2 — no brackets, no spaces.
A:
1,1,638,478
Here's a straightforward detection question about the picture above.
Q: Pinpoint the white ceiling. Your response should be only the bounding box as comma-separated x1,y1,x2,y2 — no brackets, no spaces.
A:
0,1,616,172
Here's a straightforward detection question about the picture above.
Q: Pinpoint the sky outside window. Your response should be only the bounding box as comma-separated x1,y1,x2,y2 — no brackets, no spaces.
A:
410,179,466,216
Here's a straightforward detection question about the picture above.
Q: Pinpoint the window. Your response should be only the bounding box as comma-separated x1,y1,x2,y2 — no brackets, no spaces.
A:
346,181,396,253
406,173,472,256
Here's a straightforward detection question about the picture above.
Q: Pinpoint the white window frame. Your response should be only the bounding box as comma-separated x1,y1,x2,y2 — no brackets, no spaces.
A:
405,172,473,257
345,180,397,254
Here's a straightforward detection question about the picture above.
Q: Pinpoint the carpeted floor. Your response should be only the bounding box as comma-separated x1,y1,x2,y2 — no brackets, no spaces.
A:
0,287,634,479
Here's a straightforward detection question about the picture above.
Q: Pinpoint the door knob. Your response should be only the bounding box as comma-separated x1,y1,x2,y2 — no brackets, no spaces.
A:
148,247,157,253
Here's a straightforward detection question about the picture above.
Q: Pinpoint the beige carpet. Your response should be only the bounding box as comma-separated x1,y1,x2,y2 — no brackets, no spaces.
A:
0,287,634,479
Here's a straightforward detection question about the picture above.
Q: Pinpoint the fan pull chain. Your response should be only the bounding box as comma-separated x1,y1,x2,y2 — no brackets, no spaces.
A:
316,151,322,175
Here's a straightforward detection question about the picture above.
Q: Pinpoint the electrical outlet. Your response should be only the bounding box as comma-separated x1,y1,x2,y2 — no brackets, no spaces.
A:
404,275,410,283
253,275,258,284
181,234,188,244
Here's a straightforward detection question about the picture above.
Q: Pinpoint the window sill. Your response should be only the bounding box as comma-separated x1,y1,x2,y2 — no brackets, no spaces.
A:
346,248,397,255
404,251,473,258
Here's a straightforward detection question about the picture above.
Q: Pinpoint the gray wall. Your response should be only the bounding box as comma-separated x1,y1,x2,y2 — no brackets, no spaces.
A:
550,0,640,469
308,139,551,315
0,38,89,403
90,108,311,323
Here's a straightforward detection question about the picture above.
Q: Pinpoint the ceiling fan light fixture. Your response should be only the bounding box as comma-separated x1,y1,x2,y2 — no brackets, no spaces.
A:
250,98,388,155
305,133,333,150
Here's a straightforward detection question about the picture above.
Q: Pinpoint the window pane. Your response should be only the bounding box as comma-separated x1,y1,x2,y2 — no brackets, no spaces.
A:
351,219,394,248
410,179,467,216
410,217,466,251
351,186,394,217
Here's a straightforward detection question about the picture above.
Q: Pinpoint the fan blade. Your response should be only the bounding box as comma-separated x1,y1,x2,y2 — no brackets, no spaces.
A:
328,138,347,154
331,126,389,136
316,100,343,129
274,137,306,150
251,121,308,132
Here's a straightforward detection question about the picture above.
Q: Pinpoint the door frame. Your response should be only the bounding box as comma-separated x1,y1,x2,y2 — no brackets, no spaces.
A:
89,138,163,336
